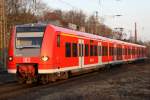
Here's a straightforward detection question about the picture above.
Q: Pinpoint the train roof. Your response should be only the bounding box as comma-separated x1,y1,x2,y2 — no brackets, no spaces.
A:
16,23,47,27
15,23,145,48
49,24,146,48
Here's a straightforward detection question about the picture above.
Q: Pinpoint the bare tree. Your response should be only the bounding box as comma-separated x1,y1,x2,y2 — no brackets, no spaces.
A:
64,10,86,26
85,14,112,37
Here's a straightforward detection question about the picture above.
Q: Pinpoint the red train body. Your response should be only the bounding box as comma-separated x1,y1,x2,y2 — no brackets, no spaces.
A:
7,24,147,83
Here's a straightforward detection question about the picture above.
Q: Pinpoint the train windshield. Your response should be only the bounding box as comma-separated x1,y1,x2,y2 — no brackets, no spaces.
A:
16,26,46,49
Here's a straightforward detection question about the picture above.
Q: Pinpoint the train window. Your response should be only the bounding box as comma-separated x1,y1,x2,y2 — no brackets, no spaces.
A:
139,49,141,56
112,47,114,56
109,47,113,56
16,26,46,32
137,48,139,56
132,49,133,55
117,48,119,56
90,40,93,44
102,46,108,56
117,48,122,56
114,48,117,56
94,45,98,56
85,44,89,56
102,46,104,56
141,49,142,56
79,44,84,57
128,49,130,55
111,47,114,56
122,48,124,55
130,49,131,55
111,47,113,56
125,48,127,55
90,45,94,56
104,46,106,56
98,46,101,56
79,44,81,56
120,48,122,55
124,48,126,55
65,42,71,57
123,48,126,55
142,48,144,56
82,44,84,56
57,35,60,47
140,49,141,56
72,43,78,57
118,48,120,56
109,47,111,56
106,47,108,56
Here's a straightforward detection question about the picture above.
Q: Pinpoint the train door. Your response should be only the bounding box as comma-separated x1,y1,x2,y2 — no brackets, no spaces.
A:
78,39,84,68
108,42,113,62
114,43,117,61
98,42,102,65
122,45,125,60
102,41,109,64
124,45,128,61
130,46,132,60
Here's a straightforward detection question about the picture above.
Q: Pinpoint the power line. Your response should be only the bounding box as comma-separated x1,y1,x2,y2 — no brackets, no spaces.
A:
57,0,78,9
56,0,79,24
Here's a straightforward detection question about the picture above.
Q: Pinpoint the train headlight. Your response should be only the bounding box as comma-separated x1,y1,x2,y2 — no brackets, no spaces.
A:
8,56,13,61
41,56,49,62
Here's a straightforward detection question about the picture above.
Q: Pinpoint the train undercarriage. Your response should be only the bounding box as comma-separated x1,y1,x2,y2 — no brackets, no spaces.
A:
16,59,146,84
17,64,69,84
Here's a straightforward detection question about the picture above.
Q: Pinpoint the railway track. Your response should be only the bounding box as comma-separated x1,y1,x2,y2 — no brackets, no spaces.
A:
0,83,38,99
0,60,149,100
0,71,104,100
0,67,111,100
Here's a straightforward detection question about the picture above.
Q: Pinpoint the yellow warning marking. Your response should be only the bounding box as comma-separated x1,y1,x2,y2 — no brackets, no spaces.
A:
61,33,79,38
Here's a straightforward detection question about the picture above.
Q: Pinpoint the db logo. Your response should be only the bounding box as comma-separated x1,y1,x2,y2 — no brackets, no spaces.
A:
23,57,31,63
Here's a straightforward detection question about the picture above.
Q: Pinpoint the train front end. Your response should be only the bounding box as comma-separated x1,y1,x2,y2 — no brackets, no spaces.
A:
7,24,50,83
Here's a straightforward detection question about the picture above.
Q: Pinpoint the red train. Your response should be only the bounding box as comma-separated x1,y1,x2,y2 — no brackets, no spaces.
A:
7,24,147,84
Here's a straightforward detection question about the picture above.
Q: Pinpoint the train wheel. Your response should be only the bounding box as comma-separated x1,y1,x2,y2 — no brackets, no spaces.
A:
17,72,26,84
50,74,57,82
41,75,49,84
103,64,111,72
61,72,69,80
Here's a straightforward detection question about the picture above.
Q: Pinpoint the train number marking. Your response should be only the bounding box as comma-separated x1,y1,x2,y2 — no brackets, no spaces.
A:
23,57,31,63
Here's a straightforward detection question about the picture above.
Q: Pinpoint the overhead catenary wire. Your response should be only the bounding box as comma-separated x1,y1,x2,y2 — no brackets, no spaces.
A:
56,0,81,24
57,0,78,9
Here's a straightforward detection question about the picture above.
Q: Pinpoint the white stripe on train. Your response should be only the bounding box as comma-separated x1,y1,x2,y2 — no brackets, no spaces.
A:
8,57,146,74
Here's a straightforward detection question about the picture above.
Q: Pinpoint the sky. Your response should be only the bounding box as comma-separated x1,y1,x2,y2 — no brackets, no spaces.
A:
42,0,150,41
